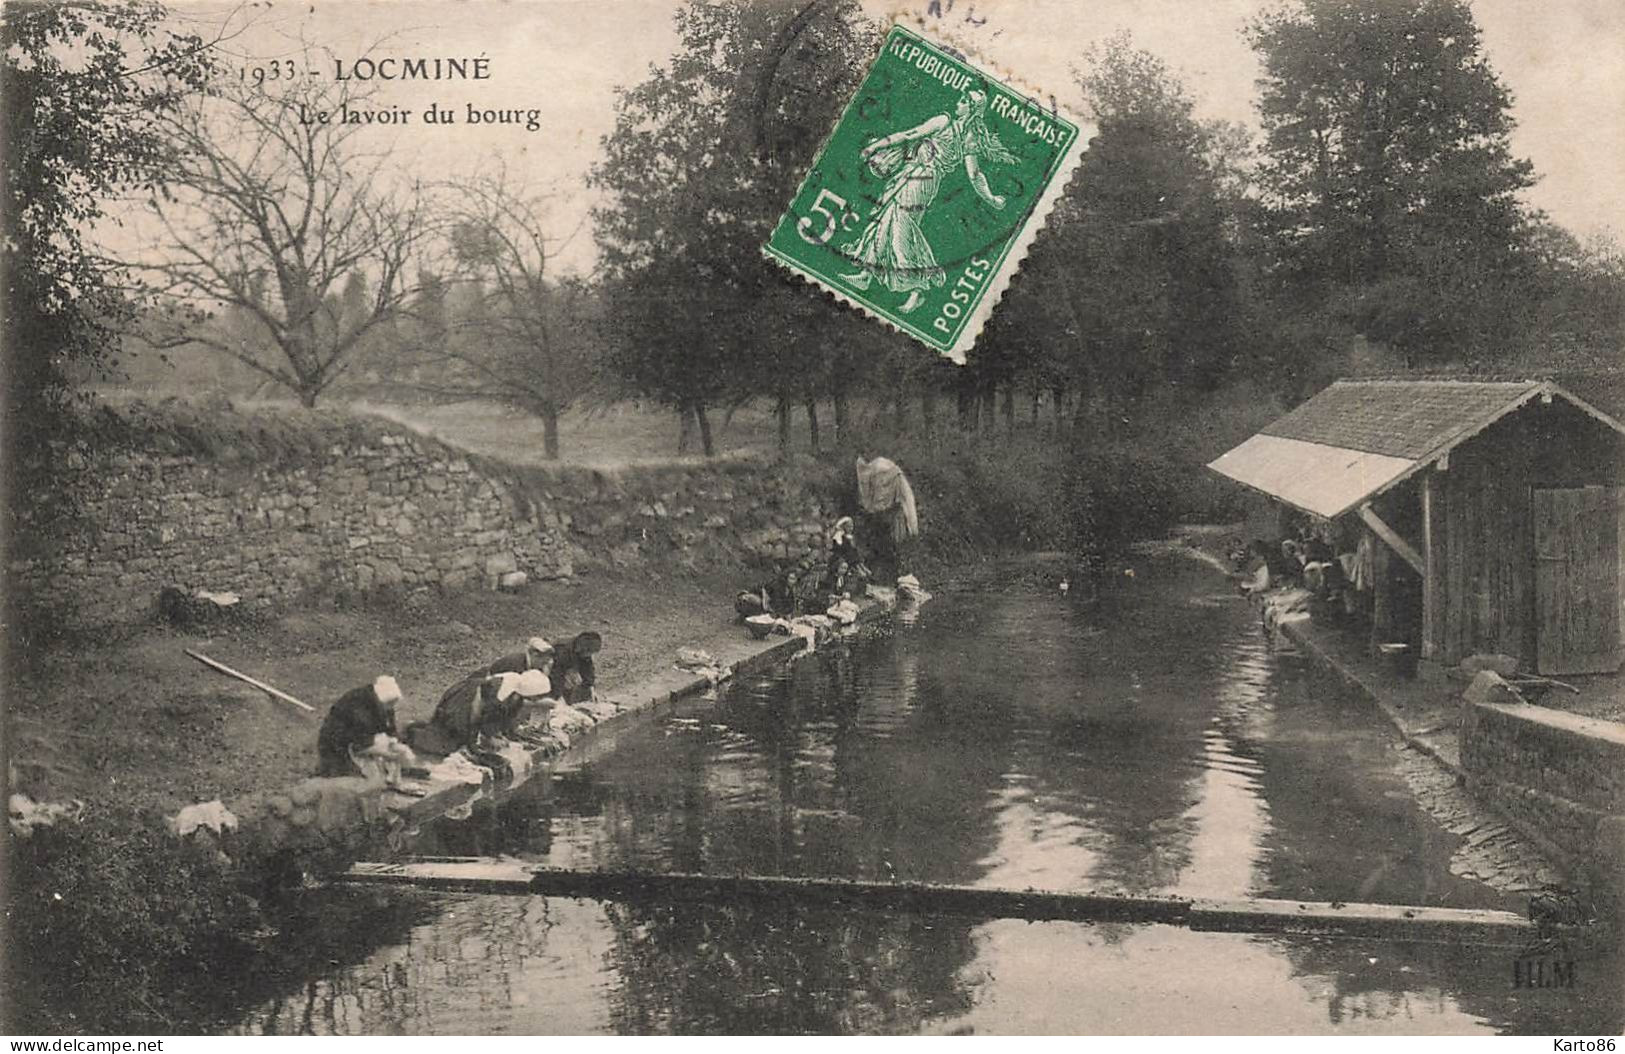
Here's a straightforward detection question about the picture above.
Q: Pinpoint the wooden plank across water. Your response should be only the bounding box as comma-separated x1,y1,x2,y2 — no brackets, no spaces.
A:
341,859,1536,943
346,858,536,893
1189,897,1535,944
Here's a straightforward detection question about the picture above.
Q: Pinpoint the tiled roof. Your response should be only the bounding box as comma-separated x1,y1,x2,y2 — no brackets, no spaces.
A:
1553,371,1625,423
1261,380,1539,459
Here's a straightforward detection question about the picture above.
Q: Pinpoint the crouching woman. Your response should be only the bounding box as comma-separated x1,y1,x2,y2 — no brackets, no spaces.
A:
317,675,407,777
410,668,553,756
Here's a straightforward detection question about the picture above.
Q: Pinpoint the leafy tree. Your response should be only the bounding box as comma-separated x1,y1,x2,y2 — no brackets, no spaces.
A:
1508,222,1625,368
993,36,1242,433
1,0,215,419
136,47,437,406
1248,0,1537,363
592,0,878,455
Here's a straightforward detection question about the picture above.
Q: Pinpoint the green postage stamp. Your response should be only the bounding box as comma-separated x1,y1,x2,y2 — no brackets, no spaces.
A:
765,25,1084,364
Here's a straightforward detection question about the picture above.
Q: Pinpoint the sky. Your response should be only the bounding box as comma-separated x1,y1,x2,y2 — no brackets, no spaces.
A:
140,0,1625,275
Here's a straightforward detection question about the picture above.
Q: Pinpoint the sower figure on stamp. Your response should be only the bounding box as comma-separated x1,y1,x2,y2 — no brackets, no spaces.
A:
840,88,1014,313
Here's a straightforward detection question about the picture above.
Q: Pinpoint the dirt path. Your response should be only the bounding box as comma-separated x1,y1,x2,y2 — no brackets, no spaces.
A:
8,566,757,817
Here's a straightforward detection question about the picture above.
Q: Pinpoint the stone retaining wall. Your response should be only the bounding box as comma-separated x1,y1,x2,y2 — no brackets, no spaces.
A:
1460,700,1625,914
7,407,839,628
8,433,570,625
517,458,836,573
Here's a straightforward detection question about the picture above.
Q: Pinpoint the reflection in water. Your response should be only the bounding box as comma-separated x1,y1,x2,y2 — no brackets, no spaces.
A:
1178,635,1274,897
228,558,1621,1035
601,900,977,1034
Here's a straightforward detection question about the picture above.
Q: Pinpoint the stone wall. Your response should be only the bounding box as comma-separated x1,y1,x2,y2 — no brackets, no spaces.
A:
8,423,570,626
518,457,836,573
1460,700,1625,914
7,406,840,628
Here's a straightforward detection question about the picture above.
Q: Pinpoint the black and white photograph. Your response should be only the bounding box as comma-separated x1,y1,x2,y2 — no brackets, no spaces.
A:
2,0,1622,1038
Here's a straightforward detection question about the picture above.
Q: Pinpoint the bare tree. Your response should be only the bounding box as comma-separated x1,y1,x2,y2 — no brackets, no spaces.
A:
135,50,436,406
405,173,598,459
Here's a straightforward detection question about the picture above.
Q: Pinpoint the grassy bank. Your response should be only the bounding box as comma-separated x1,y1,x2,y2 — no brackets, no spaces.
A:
8,565,769,815
4,563,787,1032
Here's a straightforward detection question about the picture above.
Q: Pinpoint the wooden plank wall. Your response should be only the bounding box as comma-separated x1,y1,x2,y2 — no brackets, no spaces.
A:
1533,487,1622,674
1439,419,1536,665
1437,400,1625,666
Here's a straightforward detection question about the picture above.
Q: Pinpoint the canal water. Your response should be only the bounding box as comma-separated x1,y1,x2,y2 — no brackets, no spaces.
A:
229,555,1621,1035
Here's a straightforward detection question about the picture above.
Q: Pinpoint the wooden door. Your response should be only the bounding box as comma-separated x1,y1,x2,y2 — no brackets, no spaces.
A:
1533,487,1622,675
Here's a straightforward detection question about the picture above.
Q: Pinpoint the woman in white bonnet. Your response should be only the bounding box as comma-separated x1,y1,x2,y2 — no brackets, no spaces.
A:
418,667,552,754
317,675,403,776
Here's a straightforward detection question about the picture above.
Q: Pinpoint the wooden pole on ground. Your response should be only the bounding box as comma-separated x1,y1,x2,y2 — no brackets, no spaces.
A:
184,649,315,713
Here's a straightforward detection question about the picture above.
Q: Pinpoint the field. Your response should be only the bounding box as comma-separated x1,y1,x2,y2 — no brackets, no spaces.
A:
334,398,868,467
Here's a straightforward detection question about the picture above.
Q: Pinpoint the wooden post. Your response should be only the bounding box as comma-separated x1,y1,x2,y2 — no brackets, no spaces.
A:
1370,533,1393,653
1421,475,1435,660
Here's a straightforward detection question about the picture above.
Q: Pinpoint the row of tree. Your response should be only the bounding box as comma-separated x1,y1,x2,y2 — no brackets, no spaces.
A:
585,0,1623,454
5,0,1622,464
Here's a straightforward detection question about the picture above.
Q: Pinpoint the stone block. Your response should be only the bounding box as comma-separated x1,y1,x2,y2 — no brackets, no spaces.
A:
498,571,528,591
484,551,518,577
1461,653,1519,677
1463,670,1521,707
372,560,404,587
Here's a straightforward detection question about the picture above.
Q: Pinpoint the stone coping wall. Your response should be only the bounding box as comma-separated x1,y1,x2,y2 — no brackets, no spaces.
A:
510,457,836,574
1461,700,1625,915
7,401,572,627
7,401,841,629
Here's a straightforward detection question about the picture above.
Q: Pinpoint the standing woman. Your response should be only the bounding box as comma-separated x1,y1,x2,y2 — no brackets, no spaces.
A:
855,453,919,584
